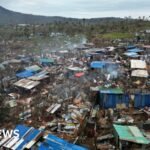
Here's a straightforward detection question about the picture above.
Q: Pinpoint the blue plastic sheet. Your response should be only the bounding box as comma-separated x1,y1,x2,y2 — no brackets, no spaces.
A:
90,61,105,69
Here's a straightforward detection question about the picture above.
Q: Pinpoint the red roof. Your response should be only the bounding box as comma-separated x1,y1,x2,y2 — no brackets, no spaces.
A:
75,72,84,78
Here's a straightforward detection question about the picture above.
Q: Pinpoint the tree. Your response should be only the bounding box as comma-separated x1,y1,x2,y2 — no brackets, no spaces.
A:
24,26,30,38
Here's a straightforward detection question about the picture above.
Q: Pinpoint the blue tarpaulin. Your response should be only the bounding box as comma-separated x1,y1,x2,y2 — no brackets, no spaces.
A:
90,61,118,70
134,94,150,108
90,61,105,69
16,70,34,78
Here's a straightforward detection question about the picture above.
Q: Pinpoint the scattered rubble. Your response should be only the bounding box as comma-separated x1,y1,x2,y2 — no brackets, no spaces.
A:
0,42,150,149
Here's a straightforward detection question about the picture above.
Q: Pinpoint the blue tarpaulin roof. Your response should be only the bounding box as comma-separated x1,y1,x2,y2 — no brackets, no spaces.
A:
90,61,105,68
16,70,34,78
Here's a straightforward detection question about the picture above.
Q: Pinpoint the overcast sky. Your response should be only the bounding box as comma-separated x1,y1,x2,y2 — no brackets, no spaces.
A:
0,0,150,18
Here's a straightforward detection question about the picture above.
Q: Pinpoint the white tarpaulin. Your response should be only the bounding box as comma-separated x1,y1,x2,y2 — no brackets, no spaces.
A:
130,60,146,69
131,70,149,78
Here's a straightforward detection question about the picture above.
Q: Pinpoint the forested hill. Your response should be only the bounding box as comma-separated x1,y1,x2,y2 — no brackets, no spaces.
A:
0,6,124,25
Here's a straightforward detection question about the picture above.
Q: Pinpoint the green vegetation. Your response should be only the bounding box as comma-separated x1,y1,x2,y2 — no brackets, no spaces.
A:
100,32,134,40
0,6,150,44
0,17,150,48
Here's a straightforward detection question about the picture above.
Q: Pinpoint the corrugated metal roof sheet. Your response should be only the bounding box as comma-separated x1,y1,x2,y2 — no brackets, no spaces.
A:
38,134,88,150
134,94,150,108
124,52,139,58
14,79,40,90
67,66,84,72
40,58,54,63
28,71,49,81
25,65,41,72
0,124,86,150
126,45,136,49
131,70,149,78
113,124,150,144
0,137,10,147
3,137,19,148
130,60,146,69
100,88,123,94
16,70,34,78
15,125,30,138
11,139,24,150
127,48,144,53
75,72,84,78
15,129,41,150
12,125,43,150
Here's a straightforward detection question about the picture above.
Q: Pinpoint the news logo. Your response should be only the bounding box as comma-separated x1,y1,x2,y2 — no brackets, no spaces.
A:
0,129,19,138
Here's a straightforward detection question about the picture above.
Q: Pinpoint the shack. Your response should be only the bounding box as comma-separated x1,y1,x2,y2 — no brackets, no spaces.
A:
99,88,129,109
134,93,150,108
113,124,150,149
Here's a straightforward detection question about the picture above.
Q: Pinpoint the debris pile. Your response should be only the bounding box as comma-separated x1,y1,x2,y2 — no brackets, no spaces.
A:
0,41,150,149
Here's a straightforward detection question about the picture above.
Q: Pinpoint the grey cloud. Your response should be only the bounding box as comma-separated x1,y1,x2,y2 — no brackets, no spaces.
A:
0,0,149,18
